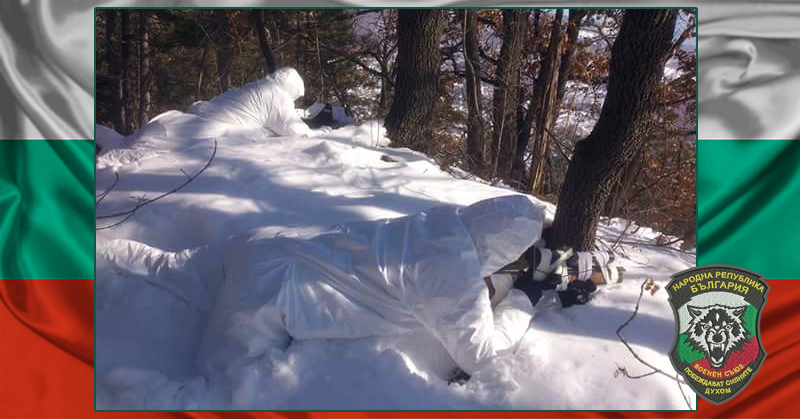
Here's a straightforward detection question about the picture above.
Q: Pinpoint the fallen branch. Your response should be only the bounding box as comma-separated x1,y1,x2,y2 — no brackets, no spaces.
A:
609,218,634,252
96,140,218,230
541,125,573,163
95,172,120,205
615,278,694,410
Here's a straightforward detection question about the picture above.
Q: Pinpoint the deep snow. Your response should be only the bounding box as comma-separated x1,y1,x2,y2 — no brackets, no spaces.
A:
95,115,696,410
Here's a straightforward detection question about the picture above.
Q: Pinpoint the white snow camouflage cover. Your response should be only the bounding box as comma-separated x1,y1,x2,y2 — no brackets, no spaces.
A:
100,67,330,161
199,194,544,376
188,67,316,137
104,195,544,377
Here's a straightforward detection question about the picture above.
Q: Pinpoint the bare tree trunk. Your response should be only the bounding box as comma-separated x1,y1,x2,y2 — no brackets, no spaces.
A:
329,70,352,115
137,10,150,127
531,10,542,52
313,11,325,101
196,42,209,97
604,149,644,217
265,10,286,64
214,10,233,93
509,85,528,186
296,14,305,77
528,10,564,194
490,10,528,181
556,9,587,105
548,10,678,251
384,9,442,152
463,10,485,171
120,10,133,134
377,58,390,117
106,10,123,133
252,10,277,74
509,10,543,187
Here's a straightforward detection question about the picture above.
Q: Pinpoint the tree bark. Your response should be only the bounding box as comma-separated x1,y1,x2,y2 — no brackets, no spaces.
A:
196,42,210,97
490,10,528,182
138,10,150,127
463,10,485,171
377,57,390,117
252,10,277,74
313,11,325,101
120,10,133,134
556,10,586,105
384,10,442,152
509,10,542,187
548,9,678,251
106,10,123,133
528,10,564,194
214,10,233,93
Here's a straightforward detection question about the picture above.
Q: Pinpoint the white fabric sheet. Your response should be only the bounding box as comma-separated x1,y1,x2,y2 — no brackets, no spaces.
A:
699,2,800,139
199,194,544,376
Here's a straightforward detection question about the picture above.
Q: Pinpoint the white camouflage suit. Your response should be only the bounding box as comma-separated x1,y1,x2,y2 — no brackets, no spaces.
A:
196,194,544,378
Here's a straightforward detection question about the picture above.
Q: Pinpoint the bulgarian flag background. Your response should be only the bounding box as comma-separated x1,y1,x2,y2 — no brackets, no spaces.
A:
698,140,800,277
1,140,800,417
2,2,800,419
2,145,800,418
0,141,95,279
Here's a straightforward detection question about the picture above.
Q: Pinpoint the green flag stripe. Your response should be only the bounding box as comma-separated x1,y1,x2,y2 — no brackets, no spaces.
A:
0,140,94,279
698,140,800,279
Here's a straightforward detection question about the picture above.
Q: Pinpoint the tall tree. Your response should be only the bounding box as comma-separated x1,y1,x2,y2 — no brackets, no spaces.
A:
350,9,397,117
252,10,277,74
385,10,442,152
138,10,151,127
548,9,678,250
527,9,564,194
120,10,133,134
556,9,587,105
490,9,528,181
463,10,485,171
106,10,123,133
214,10,233,93
306,9,359,104
509,10,542,186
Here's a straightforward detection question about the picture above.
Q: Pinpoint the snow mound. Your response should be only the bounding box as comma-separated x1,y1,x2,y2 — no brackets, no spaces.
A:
96,102,696,410
327,119,390,147
96,124,126,151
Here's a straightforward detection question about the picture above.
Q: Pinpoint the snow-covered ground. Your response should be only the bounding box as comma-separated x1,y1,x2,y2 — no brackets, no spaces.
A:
95,116,696,410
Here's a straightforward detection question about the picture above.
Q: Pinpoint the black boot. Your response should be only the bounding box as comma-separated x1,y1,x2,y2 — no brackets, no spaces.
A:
515,245,603,308
512,269,545,306
557,280,598,308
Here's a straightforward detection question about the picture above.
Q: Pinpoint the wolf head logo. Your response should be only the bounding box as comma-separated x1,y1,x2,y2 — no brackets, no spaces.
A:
685,304,747,369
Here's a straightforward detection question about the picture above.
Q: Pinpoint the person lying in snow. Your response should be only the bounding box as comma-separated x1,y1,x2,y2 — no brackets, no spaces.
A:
101,194,621,401
185,194,621,388
188,67,331,137
96,68,331,163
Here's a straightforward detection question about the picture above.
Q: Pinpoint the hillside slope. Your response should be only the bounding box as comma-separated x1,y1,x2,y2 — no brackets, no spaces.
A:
95,117,696,410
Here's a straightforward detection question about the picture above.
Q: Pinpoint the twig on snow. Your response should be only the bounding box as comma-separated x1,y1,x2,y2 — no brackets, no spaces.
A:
95,172,120,205
96,140,218,230
615,278,694,410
